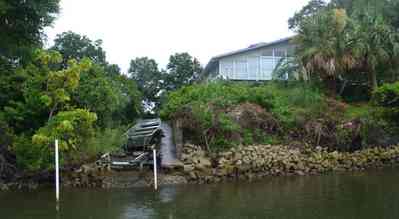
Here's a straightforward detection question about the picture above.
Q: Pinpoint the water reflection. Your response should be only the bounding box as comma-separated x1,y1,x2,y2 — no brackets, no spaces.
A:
2,168,399,219
158,186,177,204
121,204,154,219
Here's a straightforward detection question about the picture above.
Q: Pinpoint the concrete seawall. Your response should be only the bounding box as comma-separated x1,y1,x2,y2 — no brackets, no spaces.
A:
160,122,183,169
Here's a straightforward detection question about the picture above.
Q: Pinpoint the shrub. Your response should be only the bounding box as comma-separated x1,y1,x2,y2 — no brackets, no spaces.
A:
0,116,13,149
359,115,398,147
13,109,97,170
85,127,128,158
161,81,325,151
0,118,17,179
32,109,97,151
372,82,399,124
13,135,47,171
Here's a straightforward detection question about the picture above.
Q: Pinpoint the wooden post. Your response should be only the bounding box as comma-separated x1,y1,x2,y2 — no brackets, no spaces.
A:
153,149,158,190
55,139,60,204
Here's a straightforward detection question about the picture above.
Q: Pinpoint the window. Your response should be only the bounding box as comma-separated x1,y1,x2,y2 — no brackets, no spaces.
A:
274,49,286,57
220,61,233,79
248,57,259,80
261,56,274,80
235,60,248,80
262,49,273,56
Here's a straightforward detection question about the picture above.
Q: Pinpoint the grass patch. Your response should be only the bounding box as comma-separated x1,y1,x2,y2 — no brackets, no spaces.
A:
85,126,128,158
344,103,372,120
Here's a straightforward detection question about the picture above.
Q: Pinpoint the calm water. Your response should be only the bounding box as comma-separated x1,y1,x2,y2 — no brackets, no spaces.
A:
1,169,399,219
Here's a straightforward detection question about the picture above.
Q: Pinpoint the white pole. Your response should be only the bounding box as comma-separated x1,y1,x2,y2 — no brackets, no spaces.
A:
153,149,158,190
55,139,60,203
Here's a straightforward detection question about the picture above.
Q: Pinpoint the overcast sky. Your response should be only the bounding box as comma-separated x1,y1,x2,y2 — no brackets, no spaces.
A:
45,0,310,73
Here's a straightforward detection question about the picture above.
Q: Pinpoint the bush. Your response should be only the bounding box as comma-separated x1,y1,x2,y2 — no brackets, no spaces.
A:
85,127,127,158
0,116,13,149
0,118,17,179
360,115,398,147
13,109,97,171
13,135,47,171
161,81,325,151
162,81,394,151
373,82,399,124
32,109,97,151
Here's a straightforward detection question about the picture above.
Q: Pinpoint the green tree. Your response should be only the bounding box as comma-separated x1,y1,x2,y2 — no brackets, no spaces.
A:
14,109,97,170
383,0,399,29
288,0,327,30
2,50,92,134
351,9,399,91
0,0,61,135
50,32,142,124
128,57,161,104
294,9,355,95
110,74,142,123
0,0,60,61
292,0,399,94
0,59,26,108
105,64,121,76
34,50,92,120
73,64,141,126
33,109,97,152
0,116,15,179
164,52,203,91
51,31,107,67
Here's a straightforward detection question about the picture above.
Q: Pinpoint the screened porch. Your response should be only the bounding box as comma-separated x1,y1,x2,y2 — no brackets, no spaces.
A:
219,56,290,81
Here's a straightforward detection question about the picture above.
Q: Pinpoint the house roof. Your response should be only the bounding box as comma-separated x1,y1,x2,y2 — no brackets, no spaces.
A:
203,36,295,74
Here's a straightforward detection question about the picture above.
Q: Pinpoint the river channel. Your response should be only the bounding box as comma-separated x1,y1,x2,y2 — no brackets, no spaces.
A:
1,168,399,219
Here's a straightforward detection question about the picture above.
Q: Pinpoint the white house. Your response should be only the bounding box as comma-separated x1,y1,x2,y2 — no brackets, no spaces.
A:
203,37,296,81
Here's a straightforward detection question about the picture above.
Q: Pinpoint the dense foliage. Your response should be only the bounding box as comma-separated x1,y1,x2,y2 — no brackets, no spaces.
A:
2,0,399,178
10,48,141,170
21,109,97,170
128,57,162,106
161,82,328,151
290,0,399,95
0,0,206,175
0,1,143,174
164,53,203,91
0,0,60,61
128,53,204,112
373,82,399,125
51,31,107,67
162,81,399,152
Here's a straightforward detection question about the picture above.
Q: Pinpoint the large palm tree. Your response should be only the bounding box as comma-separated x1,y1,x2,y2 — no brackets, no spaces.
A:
294,9,356,95
351,11,399,91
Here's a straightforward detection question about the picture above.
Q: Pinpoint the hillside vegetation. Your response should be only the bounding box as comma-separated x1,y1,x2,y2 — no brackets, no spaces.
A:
2,0,399,181
162,81,398,152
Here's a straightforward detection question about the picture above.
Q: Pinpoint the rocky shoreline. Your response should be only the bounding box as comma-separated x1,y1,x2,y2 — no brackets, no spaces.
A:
2,144,399,191
181,144,399,183
62,164,188,189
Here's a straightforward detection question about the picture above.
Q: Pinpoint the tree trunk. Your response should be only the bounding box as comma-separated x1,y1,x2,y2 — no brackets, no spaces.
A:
48,103,58,122
364,55,378,92
339,80,348,96
368,71,378,92
326,76,337,97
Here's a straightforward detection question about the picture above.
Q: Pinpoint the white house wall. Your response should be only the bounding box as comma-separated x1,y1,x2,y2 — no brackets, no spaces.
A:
218,42,294,81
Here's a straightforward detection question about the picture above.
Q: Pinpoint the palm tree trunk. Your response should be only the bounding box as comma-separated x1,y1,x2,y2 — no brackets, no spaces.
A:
368,71,378,92
364,55,378,92
326,76,337,96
